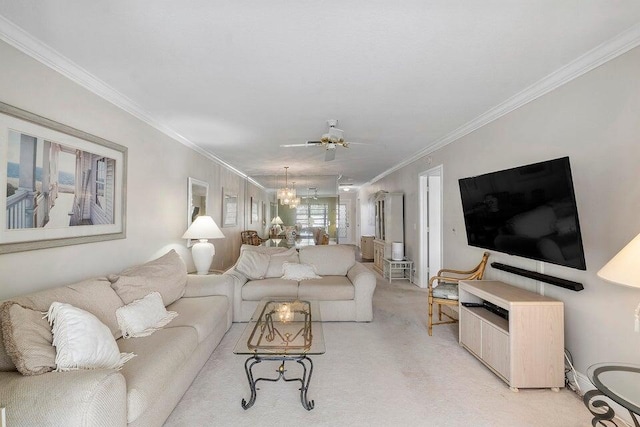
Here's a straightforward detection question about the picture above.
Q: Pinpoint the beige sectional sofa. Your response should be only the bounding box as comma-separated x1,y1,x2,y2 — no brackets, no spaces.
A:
226,244,376,322
0,251,234,427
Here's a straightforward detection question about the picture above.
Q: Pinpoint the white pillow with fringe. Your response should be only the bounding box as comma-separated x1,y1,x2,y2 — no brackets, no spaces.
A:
281,262,322,281
46,302,135,372
116,292,178,338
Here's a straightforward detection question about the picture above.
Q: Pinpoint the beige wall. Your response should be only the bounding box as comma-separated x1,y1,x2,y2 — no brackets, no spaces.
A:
359,46,640,373
0,40,267,299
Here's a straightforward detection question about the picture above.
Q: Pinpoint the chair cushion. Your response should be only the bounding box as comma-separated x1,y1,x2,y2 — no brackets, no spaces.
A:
432,283,459,300
298,276,355,300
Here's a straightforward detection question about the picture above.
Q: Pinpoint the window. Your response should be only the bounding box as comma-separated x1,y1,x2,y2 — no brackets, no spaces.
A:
296,203,328,230
95,158,106,208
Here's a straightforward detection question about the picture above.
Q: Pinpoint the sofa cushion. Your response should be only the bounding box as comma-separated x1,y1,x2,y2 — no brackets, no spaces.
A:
116,292,178,338
299,245,356,276
109,250,188,306
10,277,124,339
241,278,299,301
235,250,270,280
298,276,355,300
166,295,228,343
265,248,299,278
0,302,55,375
118,326,198,424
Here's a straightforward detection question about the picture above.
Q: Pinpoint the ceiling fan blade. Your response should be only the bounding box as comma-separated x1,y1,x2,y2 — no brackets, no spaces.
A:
280,143,313,148
325,149,336,161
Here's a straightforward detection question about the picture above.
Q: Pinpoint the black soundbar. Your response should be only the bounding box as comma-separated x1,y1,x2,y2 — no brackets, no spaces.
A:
491,262,584,291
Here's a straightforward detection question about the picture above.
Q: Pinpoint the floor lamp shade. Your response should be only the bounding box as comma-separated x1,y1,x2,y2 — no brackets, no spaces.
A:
182,216,225,275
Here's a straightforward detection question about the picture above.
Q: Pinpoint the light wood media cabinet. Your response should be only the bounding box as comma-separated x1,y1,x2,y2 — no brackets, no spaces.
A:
458,280,564,391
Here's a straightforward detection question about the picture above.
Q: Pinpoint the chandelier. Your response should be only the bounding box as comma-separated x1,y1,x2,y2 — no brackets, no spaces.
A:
277,167,296,205
289,182,301,208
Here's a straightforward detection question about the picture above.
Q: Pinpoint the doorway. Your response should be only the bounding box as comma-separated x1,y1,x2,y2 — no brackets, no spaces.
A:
337,200,353,244
419,165,443,288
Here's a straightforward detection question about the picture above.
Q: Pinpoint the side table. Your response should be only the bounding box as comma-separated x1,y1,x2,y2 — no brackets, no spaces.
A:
383,258,413,283
583,363,640,427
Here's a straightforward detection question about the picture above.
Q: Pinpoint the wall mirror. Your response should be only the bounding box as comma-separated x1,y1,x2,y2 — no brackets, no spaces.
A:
187,177,209,246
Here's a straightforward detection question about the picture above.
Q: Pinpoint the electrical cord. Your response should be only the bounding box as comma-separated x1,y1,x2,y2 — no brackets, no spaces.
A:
564,348,582,395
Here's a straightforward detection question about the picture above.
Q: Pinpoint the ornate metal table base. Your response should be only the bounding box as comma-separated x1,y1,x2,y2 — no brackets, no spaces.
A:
241,354,315,410
583,389,640,427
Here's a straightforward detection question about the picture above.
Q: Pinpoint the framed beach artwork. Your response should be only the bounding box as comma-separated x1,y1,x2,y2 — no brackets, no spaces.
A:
222,188,238,227
0,102,127,254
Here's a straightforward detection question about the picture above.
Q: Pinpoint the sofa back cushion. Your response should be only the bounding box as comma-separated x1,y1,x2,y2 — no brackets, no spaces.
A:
235,250,270,280
299,245,356,276
265,248,299,278
9,277,124,338
109,250,187,306
0,302,56,375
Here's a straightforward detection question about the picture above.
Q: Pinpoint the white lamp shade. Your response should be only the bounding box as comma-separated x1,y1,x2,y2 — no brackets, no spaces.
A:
182,216,225,240
271,216,283,225
597,233,640,288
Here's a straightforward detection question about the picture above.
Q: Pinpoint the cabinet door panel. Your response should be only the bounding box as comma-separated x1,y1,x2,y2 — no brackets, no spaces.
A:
460,308,482,357
482,322,510,380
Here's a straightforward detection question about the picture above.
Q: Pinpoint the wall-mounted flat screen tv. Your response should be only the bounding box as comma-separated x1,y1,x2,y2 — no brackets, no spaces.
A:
458,157,586,270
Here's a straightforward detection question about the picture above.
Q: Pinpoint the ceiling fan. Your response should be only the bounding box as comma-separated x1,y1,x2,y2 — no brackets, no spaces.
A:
280,119,365,161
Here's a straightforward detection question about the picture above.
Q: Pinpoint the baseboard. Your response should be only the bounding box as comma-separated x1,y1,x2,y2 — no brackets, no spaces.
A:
571,370,633,426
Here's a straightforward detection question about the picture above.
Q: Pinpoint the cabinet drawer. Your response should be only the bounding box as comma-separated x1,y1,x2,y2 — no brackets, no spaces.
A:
460,307,482,357
482,322,510,380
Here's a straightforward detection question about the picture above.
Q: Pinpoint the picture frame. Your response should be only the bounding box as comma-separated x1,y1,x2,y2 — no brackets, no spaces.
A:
0,101,127,254
251,197,259,224
222,188,238,227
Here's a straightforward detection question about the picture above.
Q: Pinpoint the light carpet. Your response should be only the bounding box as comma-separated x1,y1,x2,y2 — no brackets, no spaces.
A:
164,267,592,427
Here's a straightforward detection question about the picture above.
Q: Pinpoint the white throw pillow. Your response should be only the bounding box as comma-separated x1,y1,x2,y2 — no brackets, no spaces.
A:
281,262,322,281
116,292,178,338
46,302,135,372
235,250,270,280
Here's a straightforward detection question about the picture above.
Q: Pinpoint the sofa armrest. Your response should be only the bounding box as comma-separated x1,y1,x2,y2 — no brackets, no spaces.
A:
184,274,235,328
0,369,126,427
347,262,377,321
223,270,248,322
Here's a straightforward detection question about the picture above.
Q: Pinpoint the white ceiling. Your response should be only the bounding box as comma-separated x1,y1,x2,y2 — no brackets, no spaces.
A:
1,1,640,191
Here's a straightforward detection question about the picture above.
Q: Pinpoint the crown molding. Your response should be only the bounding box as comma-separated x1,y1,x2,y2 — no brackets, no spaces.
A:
366,22,640,187
0,15,265,189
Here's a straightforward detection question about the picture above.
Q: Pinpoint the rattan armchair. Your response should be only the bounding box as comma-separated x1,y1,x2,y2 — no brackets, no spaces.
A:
240,230,265,246
427,252,490,336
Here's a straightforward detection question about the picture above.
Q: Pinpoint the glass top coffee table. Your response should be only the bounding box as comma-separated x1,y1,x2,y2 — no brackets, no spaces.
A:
583,363,640,426
233,299,324,410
